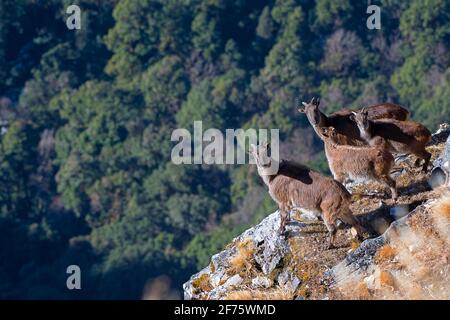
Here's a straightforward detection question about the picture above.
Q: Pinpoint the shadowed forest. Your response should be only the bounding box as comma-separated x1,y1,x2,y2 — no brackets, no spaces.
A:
0,0,449,299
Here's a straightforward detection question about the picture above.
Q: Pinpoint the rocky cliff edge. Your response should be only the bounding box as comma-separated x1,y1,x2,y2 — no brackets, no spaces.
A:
184,124,450,300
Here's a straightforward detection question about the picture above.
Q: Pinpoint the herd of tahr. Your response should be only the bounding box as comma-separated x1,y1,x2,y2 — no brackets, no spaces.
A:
249,98,431,248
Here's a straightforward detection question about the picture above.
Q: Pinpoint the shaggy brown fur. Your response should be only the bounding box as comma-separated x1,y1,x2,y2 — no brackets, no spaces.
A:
330,102,409,121
318,127,397,200
298,98,410,146
350,110,432,172
250,143,365,248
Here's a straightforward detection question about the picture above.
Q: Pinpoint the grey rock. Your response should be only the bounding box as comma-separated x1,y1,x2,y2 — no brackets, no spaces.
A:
207,285,228,300
430,123,450,145
277,269,301,292
394,154,409,164
183,210,305,299
183,282,194,300
363,274,376,289
432,134,450,187
429,167,447,189
391,168,405,178
297,211,319,221
209,268,227,287
254,234,289,275
251,276,273,288
236,211,281,243
207,275,243,300
183,267,210,300
209,247,236,287
329,198,434,287
223,274,243,288
236,211,294,275
389,204,410,220
333,236,385,278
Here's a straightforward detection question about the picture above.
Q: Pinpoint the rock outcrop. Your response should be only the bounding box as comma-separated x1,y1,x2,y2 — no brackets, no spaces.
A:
331,195,449,299
183,212,304,300
183,125,450,300
432,124,450,187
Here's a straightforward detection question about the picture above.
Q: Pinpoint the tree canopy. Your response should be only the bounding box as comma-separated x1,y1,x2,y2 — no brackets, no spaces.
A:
0,0,448,298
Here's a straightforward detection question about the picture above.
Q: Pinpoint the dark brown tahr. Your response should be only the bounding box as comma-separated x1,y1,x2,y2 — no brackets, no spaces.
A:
298,98,410,146
350,109,432,172
249,143,366,249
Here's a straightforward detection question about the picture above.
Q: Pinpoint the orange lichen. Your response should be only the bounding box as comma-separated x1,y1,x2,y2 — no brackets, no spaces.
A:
355,282,371,300
379,270,396,290
375,244,396,263
433,195,450,221
227,240,255,277
350,240,360,252
296,283,310,299
192,273,213,292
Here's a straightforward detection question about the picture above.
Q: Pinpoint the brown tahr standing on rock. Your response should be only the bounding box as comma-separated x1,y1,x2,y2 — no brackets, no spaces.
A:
350,109,432,172
317,127,398,200
249,143,366,249
298,98,410,146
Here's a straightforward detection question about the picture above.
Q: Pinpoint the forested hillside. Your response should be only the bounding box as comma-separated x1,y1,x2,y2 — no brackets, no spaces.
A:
0,0,449,299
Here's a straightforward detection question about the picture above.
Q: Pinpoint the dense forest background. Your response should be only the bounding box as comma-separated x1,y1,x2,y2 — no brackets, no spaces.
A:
0,0,448,299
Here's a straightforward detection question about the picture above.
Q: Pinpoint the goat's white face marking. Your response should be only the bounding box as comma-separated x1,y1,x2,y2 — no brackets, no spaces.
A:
352,112,370,133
